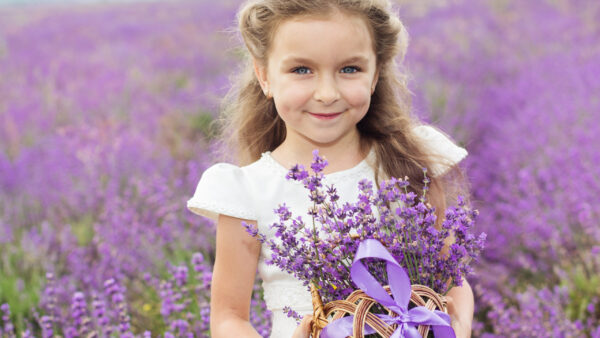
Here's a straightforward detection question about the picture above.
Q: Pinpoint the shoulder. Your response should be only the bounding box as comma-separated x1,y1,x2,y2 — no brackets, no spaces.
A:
413,125,468,177
186,154,287,221
186,159,262,221
199,162,251,185
198,154,275,184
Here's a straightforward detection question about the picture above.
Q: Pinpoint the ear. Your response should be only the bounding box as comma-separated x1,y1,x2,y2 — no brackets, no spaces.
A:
371,68,380,94
252,58,269,93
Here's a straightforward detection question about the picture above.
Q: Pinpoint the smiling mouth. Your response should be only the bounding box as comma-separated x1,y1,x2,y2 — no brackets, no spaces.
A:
308,111,344,120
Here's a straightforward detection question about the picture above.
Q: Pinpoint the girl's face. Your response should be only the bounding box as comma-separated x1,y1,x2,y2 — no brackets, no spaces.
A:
254,11,379,148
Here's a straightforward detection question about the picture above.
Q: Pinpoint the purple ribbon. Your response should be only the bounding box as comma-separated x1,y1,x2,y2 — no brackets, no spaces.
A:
321,239,456,338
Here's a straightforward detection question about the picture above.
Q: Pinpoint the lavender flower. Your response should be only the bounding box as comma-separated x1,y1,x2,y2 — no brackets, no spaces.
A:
103,278,132,334
174,266,189,287
1,303,15,338
91,293,110,336
156,251,271,336
283,306,303,324
70,292,91,335
39,315,54,338
0,0,598,336
248,151,485,305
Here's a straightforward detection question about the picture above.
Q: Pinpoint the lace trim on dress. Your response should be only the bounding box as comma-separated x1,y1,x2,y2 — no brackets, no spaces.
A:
259,152,302,186
260,151,374,183
187,198,256,221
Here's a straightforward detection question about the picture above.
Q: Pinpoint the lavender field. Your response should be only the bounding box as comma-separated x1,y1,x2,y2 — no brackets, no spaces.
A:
0,0,599,336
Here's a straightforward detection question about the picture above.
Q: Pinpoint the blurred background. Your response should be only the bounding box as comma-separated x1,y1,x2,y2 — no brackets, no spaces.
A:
0,0,599,336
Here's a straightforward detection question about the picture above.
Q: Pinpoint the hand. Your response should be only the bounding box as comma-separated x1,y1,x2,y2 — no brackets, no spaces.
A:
291,315,313,338
445,295,472,338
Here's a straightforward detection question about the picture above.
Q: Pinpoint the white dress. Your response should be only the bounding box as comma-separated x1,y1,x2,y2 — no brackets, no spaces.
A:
186,125,467,338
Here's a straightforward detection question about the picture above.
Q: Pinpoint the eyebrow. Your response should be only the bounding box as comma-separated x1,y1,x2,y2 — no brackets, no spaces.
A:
342,56,370,64
281,55,370,65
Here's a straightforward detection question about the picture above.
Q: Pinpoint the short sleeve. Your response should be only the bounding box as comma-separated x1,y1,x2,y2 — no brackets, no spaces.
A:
413,125,468,177
186,163,257,221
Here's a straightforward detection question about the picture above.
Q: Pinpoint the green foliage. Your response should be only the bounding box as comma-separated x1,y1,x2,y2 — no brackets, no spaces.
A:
70,214,95,247
191,111,216,140
175,74,189,89
0,245,44,334
560,256,600,323
128,279,167,334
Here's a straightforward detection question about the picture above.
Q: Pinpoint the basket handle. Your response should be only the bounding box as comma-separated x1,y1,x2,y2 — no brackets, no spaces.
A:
310,283,329,337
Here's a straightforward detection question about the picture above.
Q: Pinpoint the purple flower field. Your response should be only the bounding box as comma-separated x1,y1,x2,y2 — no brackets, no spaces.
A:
0,0,599,336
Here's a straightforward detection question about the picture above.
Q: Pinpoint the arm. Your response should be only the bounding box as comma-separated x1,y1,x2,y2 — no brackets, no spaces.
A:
440,218,474,337
430,165,473,337
445,276,474,338
210,214,262,337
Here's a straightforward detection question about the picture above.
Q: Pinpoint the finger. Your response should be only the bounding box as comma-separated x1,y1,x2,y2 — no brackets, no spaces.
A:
292,316,312,338
302,315,313,327
301,315,313,335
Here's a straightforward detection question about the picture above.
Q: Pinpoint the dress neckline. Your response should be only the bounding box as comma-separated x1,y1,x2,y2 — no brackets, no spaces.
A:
260,149,375,180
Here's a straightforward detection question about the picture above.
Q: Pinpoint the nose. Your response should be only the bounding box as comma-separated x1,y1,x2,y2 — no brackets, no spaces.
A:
313,74,340,105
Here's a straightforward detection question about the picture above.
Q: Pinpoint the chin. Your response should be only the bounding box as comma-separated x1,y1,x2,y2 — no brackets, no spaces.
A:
306,136,344,146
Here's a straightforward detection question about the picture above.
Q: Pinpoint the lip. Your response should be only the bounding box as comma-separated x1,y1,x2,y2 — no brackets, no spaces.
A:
308,111,344,120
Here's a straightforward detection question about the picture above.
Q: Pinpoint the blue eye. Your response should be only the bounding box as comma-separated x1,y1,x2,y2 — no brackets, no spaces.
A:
293,67,311,75
341,66,360,74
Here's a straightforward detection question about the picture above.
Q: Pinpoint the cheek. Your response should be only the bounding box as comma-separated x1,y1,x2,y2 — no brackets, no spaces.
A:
275,81,313,111
342,81,372,108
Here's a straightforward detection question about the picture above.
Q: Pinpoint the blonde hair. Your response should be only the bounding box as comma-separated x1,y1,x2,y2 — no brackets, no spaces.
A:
217,0,466,214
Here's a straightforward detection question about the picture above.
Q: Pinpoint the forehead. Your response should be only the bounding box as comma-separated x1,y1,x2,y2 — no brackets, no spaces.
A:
268,11,376,64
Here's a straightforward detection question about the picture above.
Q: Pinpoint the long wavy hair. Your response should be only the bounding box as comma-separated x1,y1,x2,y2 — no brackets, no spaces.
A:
217,0,467,217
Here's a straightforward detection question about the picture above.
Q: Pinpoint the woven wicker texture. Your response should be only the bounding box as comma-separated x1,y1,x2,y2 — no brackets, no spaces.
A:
310,283,447,338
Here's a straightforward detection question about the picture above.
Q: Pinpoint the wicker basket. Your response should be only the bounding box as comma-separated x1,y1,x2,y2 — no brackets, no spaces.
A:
310,283,448,338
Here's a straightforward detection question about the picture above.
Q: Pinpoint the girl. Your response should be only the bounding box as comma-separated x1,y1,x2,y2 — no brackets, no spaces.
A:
187,0,474,337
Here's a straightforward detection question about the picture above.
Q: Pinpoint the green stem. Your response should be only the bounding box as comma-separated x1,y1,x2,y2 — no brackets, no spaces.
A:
311,204,320,262
401,221,418,283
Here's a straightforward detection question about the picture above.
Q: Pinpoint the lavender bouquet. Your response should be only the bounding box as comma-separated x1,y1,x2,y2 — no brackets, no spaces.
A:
244,150,485,306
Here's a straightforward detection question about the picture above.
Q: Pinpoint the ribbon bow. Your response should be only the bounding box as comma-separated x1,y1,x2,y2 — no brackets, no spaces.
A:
321,239,455,338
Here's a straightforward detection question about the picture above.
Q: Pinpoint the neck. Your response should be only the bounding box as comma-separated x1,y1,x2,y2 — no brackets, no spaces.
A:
271,130,368,174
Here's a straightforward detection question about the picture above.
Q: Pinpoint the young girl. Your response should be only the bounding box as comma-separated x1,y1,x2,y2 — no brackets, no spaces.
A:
187,0,474,337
